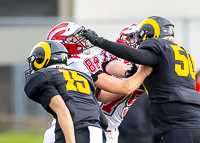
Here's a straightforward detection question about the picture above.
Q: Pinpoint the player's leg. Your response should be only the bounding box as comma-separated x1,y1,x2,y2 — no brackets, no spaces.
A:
43,118,56,143
54,128,65,143
105,128,119,143
162,128,200,143
76,126,106,143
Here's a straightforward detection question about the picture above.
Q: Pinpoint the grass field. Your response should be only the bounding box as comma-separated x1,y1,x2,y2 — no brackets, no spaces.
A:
0,113,52,143
0,131,44,143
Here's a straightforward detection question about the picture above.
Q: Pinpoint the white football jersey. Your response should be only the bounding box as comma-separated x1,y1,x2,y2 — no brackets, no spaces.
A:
95,49,131,69
67,53,101,76
95,50,145,130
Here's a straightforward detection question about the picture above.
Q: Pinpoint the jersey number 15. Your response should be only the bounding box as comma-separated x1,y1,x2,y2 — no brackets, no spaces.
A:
58,69,91,94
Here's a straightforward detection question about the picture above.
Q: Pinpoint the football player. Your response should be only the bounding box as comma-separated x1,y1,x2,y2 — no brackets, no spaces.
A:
95,23,156,143
94,23,148,143
24,40,151,143
40,22,152,143
82,16,200,143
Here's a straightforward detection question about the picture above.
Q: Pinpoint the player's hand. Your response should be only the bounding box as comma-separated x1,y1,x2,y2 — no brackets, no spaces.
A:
124,63,138,77
138,65,153,77
81,29,103,46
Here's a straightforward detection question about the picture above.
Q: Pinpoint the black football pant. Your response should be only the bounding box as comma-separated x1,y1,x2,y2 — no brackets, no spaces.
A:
55,127,106,143
156,128,200,143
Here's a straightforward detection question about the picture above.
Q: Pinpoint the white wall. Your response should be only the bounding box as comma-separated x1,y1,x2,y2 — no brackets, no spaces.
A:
73,0,200,71
74,0,200,18
0,0,200,71
0,25,53,65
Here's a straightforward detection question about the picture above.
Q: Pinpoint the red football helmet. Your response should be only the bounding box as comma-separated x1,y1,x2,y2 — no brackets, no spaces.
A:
116,23,139,48
46,22,93,55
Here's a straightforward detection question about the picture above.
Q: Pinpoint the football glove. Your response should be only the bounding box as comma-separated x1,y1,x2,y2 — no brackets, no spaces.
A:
81,29,103,46
124,63,138,78
91,70,104,82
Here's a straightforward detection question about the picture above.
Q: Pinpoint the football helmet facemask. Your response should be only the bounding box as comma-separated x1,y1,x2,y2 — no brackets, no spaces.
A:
25,40,68,78
116,23,139,48
135,16,174,46
46,22,93,55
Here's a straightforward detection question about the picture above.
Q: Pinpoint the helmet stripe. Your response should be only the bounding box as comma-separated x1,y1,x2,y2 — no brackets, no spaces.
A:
139,18,160,39
33,42,51,69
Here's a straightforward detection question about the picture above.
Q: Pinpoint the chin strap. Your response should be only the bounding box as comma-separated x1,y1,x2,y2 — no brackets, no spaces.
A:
163,36,174,43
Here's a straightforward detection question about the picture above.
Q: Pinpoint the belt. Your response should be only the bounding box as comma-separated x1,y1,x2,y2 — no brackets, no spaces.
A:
106,128,117,132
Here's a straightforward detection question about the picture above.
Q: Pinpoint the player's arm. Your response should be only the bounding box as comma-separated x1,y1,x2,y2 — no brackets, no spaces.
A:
93,65,152,95
49,95,76,143
25,72,75,143
100,39,158,66
97,90,125,103
103,60,131,78
82,29,159,66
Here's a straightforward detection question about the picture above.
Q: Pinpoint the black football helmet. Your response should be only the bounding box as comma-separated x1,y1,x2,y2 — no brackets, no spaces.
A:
25,40,68,78
135,16,174,46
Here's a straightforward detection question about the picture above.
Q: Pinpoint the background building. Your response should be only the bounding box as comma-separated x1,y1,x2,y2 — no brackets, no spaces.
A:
0,0,200,134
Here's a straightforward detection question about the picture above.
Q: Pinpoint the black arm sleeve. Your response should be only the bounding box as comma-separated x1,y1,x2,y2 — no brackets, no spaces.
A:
97,39,159,66
24,72,48,103
102,60,112,73
24,71,59,107
91,70,104,82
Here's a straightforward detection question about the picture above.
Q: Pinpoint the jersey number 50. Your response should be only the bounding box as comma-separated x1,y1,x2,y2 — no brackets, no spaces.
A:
171,45,195,79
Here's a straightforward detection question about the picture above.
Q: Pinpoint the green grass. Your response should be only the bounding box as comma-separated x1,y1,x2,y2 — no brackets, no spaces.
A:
0,131,44,143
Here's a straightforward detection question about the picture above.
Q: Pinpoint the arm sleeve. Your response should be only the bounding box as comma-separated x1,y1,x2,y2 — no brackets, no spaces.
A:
97,39,159,66
39,86,60,110
102,60,112,73
24,72,48,103
24,71,59,111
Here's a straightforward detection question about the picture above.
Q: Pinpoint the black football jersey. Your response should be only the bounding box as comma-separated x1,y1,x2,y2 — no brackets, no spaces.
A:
24,67,101,127
100,38,200,105
99,38,200,134
139,38,200,104
139,39,200,133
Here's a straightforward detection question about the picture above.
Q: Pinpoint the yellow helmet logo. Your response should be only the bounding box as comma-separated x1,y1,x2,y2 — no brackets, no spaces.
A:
139,18,160,41
31,41,51,69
